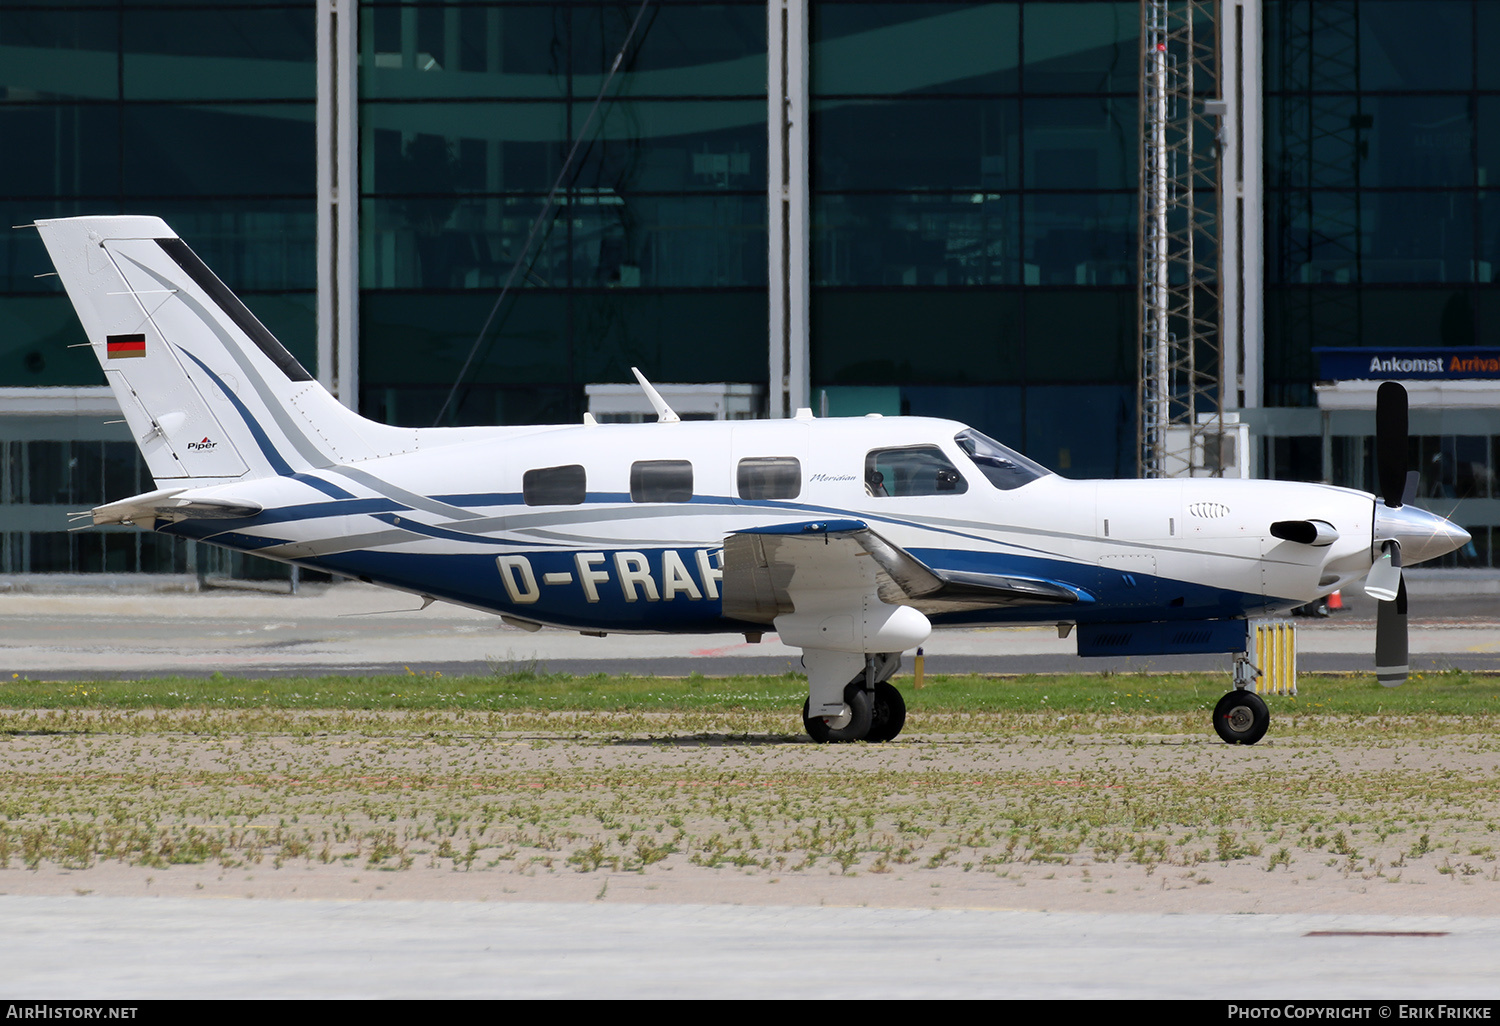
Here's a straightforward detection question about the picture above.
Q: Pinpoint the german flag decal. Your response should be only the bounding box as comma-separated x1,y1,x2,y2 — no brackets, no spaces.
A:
106,333,147,359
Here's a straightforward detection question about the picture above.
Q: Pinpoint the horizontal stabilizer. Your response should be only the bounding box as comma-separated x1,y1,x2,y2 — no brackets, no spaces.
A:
93,488,263,526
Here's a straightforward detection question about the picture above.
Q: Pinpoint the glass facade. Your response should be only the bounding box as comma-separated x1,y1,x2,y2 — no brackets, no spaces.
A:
810,2,1140,477
1,1,1497,572
1265,0,1496,402
357,1,768,425
1,0,317,575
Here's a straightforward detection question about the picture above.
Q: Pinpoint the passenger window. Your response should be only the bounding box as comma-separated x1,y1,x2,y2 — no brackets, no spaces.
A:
865,446,967,497
630,460,693,503
737,456,801,500
523,464,586,506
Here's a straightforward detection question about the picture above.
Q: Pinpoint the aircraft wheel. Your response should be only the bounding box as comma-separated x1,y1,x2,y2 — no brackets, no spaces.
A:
1213,689,1269,745
865,680,907,743
802,683,874,743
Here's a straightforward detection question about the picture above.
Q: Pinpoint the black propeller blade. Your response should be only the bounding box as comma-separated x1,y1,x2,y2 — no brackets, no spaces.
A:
1375,576,1408,687
1372,381,1411,685
1376,381,1409,508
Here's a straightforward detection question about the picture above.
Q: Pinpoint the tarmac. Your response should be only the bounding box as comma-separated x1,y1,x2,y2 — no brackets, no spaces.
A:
3,897,1499,1000
1,569,1496,681
0,571,1496,1000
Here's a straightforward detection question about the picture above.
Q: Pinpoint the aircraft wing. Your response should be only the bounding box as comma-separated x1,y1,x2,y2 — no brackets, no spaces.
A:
721,519,1086,624
92,488,263,526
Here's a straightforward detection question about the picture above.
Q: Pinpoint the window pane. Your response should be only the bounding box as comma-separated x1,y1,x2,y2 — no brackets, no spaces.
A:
0,10,118,101
103,442,142,501
1023,1,1140,94
523,464,586,506
0,106,120,198
366,192,766,290
1024,193,1136,286
573,4,766,93
122,105,315,197
813,3,1019,95
815,97,1018,191
1023,290,1135,382
27,440,69,505
631,459,693,502
1362,192,1474,284
737,456,801,500
864,446,966,497
123,9,316,100
361,100,764,195
1362,96,1472,189
1359,1,1473,92
814,193,1019,287
1024,97,1137,191
812,290,1022,385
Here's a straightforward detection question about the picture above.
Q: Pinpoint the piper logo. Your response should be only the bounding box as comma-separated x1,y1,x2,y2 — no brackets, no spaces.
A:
186,437,217,451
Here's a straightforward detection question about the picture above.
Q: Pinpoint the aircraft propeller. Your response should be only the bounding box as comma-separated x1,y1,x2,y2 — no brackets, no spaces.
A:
1368,381,1416,687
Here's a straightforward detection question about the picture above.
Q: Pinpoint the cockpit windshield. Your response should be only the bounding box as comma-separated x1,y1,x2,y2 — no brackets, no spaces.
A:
954,428,1050,491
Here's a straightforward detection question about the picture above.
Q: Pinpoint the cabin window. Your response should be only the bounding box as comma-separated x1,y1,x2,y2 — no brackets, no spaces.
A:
864,446,967,497
630,460,694,502
737,456,801,500
523,464,586,506
954,429,1050,491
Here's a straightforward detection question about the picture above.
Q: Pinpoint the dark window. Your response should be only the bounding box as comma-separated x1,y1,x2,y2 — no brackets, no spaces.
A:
955,428,1049,490
523,464,586,506
864,446,967,497
631,460,693,503
737,457,801,500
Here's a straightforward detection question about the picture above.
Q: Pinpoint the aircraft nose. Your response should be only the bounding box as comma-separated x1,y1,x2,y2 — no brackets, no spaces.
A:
1374,504,1471,565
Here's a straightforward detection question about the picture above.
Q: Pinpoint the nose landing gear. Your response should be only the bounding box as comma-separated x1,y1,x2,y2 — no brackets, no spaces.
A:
1213,688,1270,745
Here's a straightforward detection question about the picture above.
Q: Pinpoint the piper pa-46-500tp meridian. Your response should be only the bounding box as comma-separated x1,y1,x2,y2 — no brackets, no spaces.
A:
35,216,1471,745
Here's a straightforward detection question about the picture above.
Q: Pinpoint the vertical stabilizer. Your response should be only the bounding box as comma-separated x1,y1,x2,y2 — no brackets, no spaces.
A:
36,215,415,486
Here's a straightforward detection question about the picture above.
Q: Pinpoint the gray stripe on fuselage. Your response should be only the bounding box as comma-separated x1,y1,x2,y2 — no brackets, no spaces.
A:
895,511,1269,565
511,527,720,547
424,501,745,536
328,466,484,521
253,527,423,558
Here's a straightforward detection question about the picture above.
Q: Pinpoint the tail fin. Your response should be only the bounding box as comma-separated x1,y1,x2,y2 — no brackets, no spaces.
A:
35,215,415,485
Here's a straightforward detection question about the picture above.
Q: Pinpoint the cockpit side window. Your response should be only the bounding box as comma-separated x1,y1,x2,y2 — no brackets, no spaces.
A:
954,428,1049,491
630,460,694,503
864,446,968,497
523,464,586,506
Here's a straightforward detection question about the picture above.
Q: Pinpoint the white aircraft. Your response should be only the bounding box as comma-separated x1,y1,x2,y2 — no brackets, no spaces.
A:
35,215,1471,745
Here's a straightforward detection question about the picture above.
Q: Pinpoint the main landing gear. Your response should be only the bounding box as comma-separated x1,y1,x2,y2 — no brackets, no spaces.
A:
802,653,907,743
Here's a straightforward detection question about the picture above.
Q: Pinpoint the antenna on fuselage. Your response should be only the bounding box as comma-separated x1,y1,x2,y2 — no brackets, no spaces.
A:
631,367,680,424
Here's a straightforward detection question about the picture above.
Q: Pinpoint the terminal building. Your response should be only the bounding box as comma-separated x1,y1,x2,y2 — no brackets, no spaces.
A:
1,0,1496,578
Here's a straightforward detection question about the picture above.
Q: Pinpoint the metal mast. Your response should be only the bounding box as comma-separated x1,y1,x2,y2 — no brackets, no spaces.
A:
1137,0,1224,478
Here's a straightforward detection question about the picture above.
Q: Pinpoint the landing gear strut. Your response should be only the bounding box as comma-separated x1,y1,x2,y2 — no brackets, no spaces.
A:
802,653,907,743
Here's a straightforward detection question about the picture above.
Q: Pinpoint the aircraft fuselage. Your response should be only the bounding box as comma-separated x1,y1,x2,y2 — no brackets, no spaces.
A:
155,414,1397,634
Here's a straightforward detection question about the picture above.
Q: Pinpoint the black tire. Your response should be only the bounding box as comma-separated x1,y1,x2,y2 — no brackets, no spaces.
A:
1213,689,1270,745
802,683,874,743
865,680,907,743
